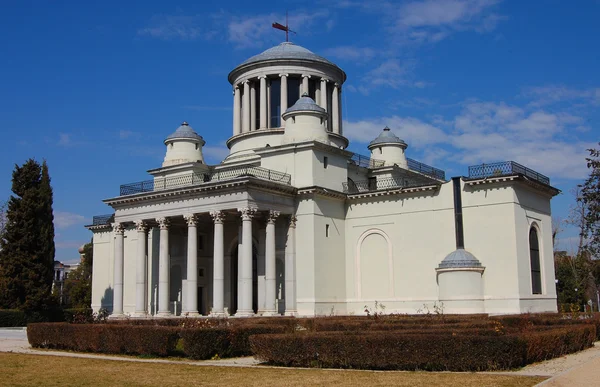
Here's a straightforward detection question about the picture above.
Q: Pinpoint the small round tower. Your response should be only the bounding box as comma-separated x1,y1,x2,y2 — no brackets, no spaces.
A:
436,249,485,313
162,122,206,167
367,126,408,168
282,93,329,145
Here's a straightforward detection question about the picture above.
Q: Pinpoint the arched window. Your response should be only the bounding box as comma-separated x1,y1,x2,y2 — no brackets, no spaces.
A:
529,227,542,294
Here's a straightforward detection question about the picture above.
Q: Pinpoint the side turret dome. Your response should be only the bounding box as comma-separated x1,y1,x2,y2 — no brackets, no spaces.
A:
282,93,329,145
367,126,408,168
162,122,206,167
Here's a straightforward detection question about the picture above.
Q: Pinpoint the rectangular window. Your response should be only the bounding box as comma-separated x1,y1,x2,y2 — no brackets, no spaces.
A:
324,156,328,169
198,235,204,251
326,224,329,237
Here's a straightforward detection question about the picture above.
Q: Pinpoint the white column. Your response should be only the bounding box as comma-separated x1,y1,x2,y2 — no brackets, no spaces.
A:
210,211,226,317
259,76,267,129
267,79,272,128
110,222,125,318
302,74,310,95
236,207,256,316
233,85,241,136
134,221,147,317
242,80,250,133
250,81,256,131
332,83,340,134
320,78,328,109
279,74,288,126
257,227,266,315
339,85,343,136
285,216,297,316
156,217,172,317
237,222,242,313
264,211,280,316
183,214,200,316
315,80,321,105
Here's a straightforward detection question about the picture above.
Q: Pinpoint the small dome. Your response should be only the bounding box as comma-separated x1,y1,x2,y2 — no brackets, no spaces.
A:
438,249,483,269
239,42,335,67
78,245,86,254
165,122,205,145
284,93,326,115
368,126,407,148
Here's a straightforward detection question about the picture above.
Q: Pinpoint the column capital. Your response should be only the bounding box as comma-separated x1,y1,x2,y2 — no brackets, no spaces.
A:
238,207,257,221
156,217,170,230
183,214,198,227
302,74,311,79
333,82,340,88
258,75,267,80
112,222,124,234
242,79,250,85
234,83,240,90
279,73,289,78
267,210,280,224
289,216,297,228
134,220,147,232
210,210,226,224
320,78,329,83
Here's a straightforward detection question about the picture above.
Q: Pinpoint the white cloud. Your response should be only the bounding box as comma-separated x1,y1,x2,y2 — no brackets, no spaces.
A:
523,85,600,107
54,211,87,229
58,133,71,147
227,11,329,49
137,14,215,40
363,59,428,89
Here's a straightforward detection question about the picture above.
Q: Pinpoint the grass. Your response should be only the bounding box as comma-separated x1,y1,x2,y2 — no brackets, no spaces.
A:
0,352,546,387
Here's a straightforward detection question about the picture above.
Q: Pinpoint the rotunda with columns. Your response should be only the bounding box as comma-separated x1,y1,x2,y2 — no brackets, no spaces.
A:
88,41,559,318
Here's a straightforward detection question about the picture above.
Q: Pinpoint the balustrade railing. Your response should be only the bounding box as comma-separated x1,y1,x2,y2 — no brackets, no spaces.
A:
468,161,550,185
119,166,291,196
349,153,385,169
92,214,114,226
406,158,446,180
343,177,435,194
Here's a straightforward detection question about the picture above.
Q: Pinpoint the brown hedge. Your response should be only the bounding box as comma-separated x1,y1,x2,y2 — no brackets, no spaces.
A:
27,323,180,356
250,325,596,371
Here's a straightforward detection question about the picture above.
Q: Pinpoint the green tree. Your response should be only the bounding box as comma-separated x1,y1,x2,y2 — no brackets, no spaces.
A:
0,159,56,310
580,143,600,257
63,241,93,308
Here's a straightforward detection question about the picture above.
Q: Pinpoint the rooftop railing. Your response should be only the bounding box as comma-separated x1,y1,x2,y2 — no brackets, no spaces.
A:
92,214,114,226
342,177,437,194
468,161,550,185
119,166,292,196
349,153,385,169
406,158,446,180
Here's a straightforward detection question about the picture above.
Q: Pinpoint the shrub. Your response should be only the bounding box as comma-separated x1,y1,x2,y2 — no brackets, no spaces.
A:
63,308,94,323
27,323,180,356
522,325,595,363
0,309,27,327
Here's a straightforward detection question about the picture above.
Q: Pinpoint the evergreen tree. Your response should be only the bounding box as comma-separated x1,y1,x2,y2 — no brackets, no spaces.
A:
63,240,93,308
0,159,56,310
580,143,600,257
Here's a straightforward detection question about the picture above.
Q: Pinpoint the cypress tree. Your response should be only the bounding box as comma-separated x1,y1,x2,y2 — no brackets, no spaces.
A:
0,159,56,310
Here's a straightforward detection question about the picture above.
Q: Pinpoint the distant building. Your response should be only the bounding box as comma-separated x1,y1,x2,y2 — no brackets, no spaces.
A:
88,42,559,318
52,245,85,305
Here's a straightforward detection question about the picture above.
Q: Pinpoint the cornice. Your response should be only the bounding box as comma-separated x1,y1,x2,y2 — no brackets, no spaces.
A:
346,184,440,200
255,139,352,159
464,175,560,197
297,186,347,200
103,177,297,207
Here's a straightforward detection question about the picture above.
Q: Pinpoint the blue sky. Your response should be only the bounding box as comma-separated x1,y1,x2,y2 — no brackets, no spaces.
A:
0,0,598,262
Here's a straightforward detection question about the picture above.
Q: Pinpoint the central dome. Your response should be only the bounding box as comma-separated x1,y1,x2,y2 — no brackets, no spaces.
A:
240,42,335,67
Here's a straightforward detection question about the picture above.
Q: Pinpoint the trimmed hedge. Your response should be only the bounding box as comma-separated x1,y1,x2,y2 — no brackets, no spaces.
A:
250,324,596,371
27,322,288,359
0,310,27,327
0,308,65,327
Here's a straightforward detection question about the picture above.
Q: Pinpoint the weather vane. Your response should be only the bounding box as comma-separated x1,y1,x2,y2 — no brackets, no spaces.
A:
272,11,296,42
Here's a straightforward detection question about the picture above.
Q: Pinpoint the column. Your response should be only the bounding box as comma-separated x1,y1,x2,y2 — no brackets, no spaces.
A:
257,227,266,315
242,80,250,133
279,73,288,125
236,207,256,316
332,83,340,134
302,74,310,95
315,80,321,106
320,78,328,109
285,216,297,316
250,81,256,131
267,79,271,128
210,210,226,317
237,222,242,313
111,222,125,318
233,85,241,136
264,211,280,316
339,86,343,136
184,214,200,316
156,217,172,317
259,76,267,129
134,220,147,317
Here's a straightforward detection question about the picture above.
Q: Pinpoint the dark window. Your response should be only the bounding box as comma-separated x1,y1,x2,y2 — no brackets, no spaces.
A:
198,235,204,251
270,78,281,127
287,77,301,108
326,224,330,237
529,227,542,294
324,156,328,169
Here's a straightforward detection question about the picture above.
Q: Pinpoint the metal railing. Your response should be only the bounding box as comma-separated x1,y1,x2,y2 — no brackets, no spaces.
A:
119,166,292,196
92,214,114,226
407,158,446,180
343,177,436,194
468,161,550,185
349,153,385,169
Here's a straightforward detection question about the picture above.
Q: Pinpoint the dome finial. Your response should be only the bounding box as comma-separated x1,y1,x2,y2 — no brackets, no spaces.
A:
182,121,189,126
301,92,309,97
383,126,390,131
